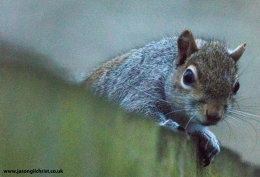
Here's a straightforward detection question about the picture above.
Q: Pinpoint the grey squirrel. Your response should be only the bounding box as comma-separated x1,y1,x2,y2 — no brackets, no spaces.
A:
85,30,246,166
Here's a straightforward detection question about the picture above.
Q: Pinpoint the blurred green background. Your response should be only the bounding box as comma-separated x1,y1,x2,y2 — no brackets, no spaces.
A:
0,0,259,168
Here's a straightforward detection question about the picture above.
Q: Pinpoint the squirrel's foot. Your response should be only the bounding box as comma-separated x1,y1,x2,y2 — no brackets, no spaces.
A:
192,129,220,167
159,119,182,131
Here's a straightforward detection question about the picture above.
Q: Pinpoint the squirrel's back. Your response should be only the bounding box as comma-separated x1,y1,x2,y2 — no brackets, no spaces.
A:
85,37,178,117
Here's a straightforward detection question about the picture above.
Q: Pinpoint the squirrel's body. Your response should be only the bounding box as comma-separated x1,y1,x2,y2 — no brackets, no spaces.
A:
88,37,177,122
85,30,246,166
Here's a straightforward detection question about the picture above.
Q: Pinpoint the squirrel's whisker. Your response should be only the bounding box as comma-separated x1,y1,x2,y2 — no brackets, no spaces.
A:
227,113,258,151
227,110,260,123
184,111,198,130
234,107,260,112
225,116,240,127
227,113,258,131
231,110,260,119
227,111,260,125
165,108,198,116
234,105,260,109
235,96,260,102
222,118,233,141
226,115,245,125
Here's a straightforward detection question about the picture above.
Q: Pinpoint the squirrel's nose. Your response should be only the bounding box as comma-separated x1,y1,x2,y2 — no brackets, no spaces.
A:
206,110,221,122
207,114,221,122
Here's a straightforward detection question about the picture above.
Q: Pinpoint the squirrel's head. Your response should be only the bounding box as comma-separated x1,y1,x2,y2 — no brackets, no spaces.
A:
173,30,246,126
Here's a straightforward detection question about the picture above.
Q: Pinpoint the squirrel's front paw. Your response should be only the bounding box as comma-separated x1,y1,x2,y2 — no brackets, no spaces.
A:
192,130,220,166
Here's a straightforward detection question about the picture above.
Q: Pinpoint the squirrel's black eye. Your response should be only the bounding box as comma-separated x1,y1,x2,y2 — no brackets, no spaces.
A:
233,82,240,94
183,69,195,85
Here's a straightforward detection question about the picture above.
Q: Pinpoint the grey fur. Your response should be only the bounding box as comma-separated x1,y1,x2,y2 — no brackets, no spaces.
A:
92,37,178,122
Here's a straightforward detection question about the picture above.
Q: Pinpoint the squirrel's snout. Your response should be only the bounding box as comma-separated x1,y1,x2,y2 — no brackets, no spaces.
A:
206,113,221,123
202,100,225,125
205,109,222,125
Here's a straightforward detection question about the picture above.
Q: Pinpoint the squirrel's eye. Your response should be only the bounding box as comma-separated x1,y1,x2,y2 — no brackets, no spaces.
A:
183,69,195,85
233,82,240,94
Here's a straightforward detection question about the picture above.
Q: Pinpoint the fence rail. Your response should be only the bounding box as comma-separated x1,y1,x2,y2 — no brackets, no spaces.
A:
0,56,259,177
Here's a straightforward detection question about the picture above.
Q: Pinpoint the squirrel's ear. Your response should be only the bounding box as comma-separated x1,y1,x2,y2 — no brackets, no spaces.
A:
176,30,198,66
229,43,246,62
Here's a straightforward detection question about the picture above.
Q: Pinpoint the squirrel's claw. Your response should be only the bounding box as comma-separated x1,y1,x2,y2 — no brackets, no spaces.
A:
192,129,220,167
159,119,180,131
